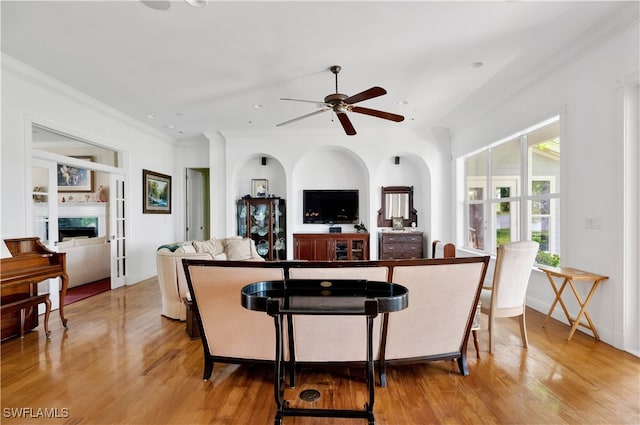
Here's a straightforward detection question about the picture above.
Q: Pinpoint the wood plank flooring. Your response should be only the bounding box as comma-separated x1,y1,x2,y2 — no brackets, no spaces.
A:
1,277,638,425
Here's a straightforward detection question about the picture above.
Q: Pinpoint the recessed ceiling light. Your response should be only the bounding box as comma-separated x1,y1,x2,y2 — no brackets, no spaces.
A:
140,1,171,11
397,100,409,106
253,104,264,109
468,61,484,69
185,0,207,7
146,114,156,119
165,124,176,129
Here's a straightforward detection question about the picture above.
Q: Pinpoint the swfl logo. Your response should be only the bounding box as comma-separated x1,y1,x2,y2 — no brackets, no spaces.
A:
3,407,70,418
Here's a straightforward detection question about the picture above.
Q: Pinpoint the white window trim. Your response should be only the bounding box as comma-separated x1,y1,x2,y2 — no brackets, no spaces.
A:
460,116,560,259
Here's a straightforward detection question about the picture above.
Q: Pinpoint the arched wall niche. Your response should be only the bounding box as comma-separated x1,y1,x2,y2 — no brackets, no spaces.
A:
229,153,287,236
374,153,431,244
291,145,370,233
232,153,286,200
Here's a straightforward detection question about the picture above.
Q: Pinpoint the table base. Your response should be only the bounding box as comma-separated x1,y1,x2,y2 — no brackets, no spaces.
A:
539,266,608,341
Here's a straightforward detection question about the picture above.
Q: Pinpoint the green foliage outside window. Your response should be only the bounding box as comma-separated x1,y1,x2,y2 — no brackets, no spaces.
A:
497,228,560,266
496,228,510,246
532,231,560,266
536,250,560,267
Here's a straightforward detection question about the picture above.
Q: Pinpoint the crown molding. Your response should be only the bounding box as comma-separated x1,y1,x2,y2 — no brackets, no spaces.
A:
448,3,639,137
1,53,176,146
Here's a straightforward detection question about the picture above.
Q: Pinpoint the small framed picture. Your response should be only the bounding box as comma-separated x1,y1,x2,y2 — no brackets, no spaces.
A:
251,179,268,198
57,156,94,192
392,216,404,230
143,169,171,214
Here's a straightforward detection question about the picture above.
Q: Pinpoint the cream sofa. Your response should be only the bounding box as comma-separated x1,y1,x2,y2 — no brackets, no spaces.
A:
156,237,264,320
57,236,110,288
183,257,489,386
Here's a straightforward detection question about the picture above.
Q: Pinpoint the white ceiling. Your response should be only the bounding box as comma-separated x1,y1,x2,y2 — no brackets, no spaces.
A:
1,1,635,140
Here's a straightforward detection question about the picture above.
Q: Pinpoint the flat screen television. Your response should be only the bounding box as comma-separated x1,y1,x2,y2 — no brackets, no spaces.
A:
303,190,359,224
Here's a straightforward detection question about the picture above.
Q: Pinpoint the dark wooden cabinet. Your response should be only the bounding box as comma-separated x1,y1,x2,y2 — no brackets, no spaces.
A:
293,233,369,261
237,197,286,260
378,231,424,259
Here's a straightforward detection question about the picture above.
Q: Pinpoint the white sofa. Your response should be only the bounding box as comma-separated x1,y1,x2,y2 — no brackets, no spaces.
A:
57,236,110,288
183,257,490,385
156,237,264,320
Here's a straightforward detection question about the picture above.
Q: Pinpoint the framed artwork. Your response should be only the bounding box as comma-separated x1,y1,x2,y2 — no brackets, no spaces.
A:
57,156,94,192
143,169,171,214
392,216,404,230
251,179,268,198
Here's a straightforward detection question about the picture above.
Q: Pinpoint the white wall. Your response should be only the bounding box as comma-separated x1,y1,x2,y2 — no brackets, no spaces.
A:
175,135,210,241
1,55,179,285
450,22,639,350
1,54,452,286
212,126,451,259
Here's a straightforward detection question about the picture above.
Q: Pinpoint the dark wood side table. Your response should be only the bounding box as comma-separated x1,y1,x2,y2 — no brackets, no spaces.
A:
241,279,408,425
183,297,200,339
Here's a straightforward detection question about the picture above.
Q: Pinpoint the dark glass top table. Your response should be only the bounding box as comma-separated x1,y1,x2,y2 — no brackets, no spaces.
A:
241,279,409,425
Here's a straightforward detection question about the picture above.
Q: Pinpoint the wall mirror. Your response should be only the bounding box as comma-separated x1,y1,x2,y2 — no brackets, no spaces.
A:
377,186,417,228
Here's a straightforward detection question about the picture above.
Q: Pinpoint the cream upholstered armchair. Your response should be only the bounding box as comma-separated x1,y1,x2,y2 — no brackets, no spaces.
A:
480,240,539,353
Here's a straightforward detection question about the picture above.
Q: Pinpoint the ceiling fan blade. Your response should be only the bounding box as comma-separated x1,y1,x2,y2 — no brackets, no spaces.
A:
351,106,405,122
276,108,329,127
336,112,356,136
280,97,329,107
343,87,387,105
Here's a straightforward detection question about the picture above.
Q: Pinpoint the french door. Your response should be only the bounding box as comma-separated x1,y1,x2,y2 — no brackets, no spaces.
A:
31,158,60,310
109,174,127,289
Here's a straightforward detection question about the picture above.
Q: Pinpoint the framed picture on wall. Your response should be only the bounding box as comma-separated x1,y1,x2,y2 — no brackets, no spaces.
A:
57,156,94,192
251,179,268,198
143,169,171,214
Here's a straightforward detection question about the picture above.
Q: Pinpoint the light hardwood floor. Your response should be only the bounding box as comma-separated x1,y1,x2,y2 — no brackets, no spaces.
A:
1,278,638,425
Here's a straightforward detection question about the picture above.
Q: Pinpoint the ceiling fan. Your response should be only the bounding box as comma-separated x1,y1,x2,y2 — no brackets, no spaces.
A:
277,65,405,136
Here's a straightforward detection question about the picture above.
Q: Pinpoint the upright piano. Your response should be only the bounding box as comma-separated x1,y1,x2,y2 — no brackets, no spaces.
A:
1,237,69,341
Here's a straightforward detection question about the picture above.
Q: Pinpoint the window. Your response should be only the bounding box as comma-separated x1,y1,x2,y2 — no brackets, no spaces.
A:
463,117,560,266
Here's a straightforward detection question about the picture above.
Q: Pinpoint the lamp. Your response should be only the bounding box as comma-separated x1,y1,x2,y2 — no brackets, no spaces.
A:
394,156,400,165
261,157,267,166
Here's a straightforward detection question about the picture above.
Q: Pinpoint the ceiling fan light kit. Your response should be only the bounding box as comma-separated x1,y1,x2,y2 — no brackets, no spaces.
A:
277,65,405,136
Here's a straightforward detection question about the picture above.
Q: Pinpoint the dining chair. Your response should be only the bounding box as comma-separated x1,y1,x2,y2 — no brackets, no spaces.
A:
480,240,539,353
431,239,456,259
431,240,481,358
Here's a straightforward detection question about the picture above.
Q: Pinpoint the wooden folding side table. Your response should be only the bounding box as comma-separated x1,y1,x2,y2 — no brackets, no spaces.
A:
538,266,608,341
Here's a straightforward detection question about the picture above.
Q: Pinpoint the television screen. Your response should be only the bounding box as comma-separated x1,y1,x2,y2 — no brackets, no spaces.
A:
303,190,359,224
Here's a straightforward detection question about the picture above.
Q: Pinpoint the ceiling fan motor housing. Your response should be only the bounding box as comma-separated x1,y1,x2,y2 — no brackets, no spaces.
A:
324,93,350,112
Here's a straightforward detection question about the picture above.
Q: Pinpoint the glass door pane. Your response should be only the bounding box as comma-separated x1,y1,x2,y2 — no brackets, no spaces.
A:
335,240,348,260
110,174,126,288
250,201,270,259
351,239,364,260
31,161,56,245
272,199,286,260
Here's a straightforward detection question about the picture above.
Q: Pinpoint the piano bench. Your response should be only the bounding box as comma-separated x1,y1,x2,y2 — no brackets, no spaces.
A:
1,294,51,338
